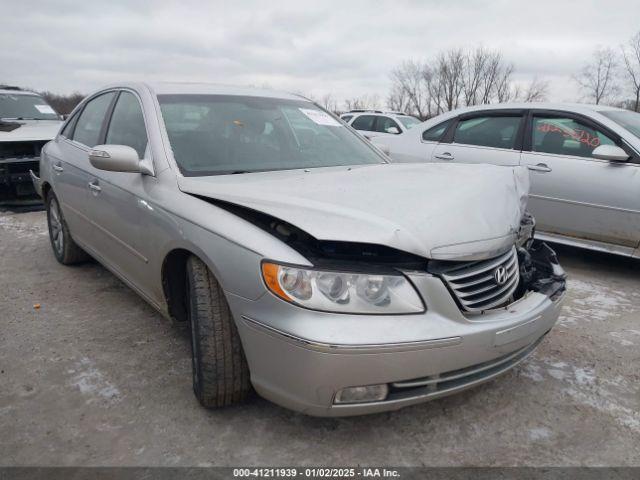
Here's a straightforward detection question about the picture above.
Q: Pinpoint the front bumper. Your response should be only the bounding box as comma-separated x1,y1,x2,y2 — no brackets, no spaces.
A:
228,243,566,416
0,158,40,201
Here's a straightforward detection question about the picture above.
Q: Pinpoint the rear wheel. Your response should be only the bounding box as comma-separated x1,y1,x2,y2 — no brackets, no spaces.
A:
186,255,252,407
46,192,89,265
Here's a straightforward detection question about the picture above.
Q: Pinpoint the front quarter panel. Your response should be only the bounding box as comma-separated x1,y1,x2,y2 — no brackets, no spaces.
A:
140,170,313,305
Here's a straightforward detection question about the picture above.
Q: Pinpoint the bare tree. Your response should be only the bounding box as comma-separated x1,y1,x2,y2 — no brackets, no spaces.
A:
39,91,85,115
386,84,412,113
517,77,550,102
389,60,430,118
320,93,339,113
621,31,640,111
574,47,619,105
343,94,380,111
434,49,466,112
389,47,526,117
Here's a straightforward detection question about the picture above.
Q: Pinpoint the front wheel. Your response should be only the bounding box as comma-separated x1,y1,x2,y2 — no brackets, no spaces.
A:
186,255,252,407
46,192,90,265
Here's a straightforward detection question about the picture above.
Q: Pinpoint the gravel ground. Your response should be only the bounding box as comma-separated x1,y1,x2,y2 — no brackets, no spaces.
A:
1,209,639,466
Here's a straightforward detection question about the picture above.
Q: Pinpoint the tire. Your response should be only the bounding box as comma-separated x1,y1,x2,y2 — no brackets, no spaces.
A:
46,192,90,265
186,255,252,407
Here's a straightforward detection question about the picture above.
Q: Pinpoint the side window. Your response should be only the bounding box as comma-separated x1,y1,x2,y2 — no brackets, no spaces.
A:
532,116,616,159
351,115,376,132
341,115,353,123
60,112,79,138
72,92,116,147
422,120,452,142
375,116,401,134
105,92,148,159
453,115,522,149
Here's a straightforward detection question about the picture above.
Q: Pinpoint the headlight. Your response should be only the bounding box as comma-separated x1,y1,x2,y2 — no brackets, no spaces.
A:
261,262,425,314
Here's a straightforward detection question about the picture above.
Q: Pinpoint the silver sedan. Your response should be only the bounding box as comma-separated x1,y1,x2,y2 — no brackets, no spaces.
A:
373,103,640,258
32,83,566,416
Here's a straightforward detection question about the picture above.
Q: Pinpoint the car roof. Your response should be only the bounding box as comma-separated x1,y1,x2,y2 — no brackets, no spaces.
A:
448,102,627,115
342,111,416,117
128,81,306,101
0,89,42,96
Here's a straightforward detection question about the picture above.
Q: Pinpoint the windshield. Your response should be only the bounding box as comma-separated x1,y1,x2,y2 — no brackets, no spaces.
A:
0,93,59,120
158,94,386,176
600,110,640,139
397,116,421,129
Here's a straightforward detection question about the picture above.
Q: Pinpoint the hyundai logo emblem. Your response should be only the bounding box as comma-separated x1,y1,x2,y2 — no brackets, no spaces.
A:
494,266,508,286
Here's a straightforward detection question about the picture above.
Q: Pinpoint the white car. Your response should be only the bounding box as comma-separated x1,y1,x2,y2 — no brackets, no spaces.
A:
372,103,640,258
340,110,421,140
1,87,63,202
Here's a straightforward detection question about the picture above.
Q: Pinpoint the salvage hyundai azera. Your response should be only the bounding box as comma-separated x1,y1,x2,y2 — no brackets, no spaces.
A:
32,83,566,416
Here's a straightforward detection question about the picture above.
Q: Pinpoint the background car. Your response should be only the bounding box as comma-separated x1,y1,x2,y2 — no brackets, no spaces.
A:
373,103,640,259
0,86,62,203
340,110,421,140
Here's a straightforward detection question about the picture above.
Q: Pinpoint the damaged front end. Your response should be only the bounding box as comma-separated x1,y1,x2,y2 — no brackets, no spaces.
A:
0,140,47,203
516,240,567,302
206,196,565,315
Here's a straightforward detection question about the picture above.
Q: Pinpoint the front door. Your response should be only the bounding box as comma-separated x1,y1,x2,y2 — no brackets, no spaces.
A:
85,90,153,292
521,111,640,248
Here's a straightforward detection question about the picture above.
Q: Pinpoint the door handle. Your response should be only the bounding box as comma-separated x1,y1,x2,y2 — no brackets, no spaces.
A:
527,163,552,173
434,152,454,160
52,163,64,172
88,181,102,193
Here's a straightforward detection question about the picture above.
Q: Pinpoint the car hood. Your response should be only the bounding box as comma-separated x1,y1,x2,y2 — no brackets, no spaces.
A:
0,120,62,141
177,163,530,261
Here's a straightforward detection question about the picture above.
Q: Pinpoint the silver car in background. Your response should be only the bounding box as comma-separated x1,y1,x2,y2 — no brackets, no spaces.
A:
373,103,640,258
1,87,62,202
32,83,566,416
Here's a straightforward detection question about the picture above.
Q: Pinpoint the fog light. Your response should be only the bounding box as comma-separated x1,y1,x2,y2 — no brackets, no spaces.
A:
334,384,389,404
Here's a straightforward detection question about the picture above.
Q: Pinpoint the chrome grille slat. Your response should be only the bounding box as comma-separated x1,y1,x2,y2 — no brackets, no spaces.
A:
442,249,514,281
441,247,520,313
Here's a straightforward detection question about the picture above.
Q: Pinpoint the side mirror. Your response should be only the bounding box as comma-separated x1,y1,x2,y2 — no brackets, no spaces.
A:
386,126,400,135
89,145,141,172
592,145,629,162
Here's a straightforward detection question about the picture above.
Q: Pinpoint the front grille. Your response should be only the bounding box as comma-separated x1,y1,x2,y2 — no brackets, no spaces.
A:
440,247,519,313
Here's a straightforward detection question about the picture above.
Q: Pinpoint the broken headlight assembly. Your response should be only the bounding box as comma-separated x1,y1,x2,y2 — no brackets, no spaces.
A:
261,262,425,314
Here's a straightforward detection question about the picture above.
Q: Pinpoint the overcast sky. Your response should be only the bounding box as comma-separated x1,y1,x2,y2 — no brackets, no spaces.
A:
2,0,639,107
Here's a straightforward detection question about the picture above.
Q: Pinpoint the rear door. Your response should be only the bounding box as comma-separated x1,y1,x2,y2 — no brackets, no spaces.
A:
52,91,117,245
431,110,524,166
521,110,640,248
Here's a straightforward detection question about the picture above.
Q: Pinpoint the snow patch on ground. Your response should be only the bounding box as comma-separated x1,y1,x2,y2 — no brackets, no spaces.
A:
69,357,121,403
609,330,640,347
0,215,47,239
559,278,632,325
528,427,552,441
524,356,640,431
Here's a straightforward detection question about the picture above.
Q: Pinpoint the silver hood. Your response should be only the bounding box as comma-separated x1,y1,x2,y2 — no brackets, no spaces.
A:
0,120,62,142
178,163,530,261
